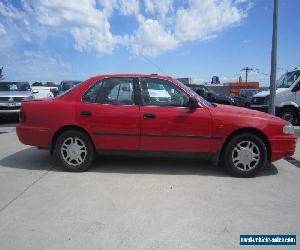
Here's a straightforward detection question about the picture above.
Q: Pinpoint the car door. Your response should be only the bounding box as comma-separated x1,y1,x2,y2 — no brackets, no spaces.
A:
77,77,140,150
139,77,213,152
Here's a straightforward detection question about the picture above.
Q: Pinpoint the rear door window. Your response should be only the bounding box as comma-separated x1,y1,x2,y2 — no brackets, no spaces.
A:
83,78,135,105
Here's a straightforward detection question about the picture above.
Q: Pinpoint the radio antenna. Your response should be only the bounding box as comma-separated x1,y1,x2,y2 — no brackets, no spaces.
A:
141,55,168,75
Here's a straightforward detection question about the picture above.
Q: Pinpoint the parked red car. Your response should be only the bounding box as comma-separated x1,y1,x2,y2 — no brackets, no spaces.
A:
17,74,297,177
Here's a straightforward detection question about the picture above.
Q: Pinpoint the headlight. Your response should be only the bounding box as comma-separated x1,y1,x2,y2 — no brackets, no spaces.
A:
283,123,295,134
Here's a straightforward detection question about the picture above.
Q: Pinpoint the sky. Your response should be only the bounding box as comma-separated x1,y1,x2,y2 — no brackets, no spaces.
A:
0,0,299,86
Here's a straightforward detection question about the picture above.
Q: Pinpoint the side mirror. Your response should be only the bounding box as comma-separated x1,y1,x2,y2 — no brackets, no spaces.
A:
32,89,39,94
188,97,199,109
292,83,300,92
50,88,59,97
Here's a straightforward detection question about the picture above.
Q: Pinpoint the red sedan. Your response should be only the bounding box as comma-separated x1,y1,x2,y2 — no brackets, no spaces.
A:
17,74,297,177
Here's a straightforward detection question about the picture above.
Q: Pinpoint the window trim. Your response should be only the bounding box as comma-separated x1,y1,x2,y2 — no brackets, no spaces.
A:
81,77,138,106
81,76,204,108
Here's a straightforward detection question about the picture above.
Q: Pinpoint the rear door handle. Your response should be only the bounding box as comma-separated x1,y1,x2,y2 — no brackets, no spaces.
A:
144,113,156,119
80,110,92,117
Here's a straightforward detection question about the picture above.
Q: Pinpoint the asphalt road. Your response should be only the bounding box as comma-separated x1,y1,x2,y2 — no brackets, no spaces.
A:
0,129,299,250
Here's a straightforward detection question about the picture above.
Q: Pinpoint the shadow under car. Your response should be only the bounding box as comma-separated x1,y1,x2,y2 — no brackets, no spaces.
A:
0,147,278,177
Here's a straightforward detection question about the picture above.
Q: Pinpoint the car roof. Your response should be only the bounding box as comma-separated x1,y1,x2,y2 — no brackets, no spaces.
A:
90,74,173,81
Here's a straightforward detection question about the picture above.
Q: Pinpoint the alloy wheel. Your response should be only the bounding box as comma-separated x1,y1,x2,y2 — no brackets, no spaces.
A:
61,137,87,166
231,140,260,171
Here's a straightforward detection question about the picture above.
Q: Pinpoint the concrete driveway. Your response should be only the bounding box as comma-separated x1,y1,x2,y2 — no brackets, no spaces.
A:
0,129,299,249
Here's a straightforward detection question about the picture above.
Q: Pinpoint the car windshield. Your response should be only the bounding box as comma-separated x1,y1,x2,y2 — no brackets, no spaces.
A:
0,82,31,92
276,70,300,88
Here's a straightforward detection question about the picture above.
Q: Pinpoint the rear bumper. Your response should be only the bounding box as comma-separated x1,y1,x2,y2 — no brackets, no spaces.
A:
270,135,297,161
16,125,52,149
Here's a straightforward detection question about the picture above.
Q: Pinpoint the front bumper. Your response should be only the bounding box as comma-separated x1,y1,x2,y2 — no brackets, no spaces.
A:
270,135,297,161
0,109,20,115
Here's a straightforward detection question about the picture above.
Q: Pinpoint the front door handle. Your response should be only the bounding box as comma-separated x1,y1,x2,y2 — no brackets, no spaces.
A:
144,113,156,119
80,110,92,117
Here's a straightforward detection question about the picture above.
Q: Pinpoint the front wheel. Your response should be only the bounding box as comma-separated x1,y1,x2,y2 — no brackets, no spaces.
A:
223,134,267,177
55,130,95,172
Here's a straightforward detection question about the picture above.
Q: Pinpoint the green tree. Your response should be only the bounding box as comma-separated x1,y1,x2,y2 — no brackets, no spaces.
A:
32,82,43,86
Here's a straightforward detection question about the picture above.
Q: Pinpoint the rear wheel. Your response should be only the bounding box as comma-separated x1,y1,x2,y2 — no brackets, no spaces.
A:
279,108,297,125
223,133,267,177
55,130,95,172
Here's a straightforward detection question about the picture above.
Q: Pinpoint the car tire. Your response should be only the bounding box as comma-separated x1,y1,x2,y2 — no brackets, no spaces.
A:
280,108,297,125
55,130,95,172
223,133,267,177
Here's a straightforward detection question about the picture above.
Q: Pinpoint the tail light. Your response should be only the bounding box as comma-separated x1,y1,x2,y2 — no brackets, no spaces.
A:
19,111,26,123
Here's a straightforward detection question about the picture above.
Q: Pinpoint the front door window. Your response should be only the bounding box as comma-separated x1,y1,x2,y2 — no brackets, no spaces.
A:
139,78,190,107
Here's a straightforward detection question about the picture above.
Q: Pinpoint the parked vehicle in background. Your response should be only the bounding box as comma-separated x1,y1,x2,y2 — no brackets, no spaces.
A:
17,74,296,177
145,81,171,104
51,80,81,97
251,69,300,125
31,86,58,99
233,89,259,108
186,84,235,105
0,81,34,117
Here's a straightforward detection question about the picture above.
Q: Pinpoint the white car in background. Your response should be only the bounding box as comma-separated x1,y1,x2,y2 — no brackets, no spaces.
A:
0,81,34,117
147,82,171,103
251,69,300,124
31,86,58,99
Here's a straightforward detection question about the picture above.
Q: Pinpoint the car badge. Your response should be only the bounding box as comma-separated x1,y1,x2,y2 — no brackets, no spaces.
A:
8,97,14,102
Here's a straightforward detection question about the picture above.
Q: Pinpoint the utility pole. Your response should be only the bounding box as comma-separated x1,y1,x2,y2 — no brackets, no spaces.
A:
241,67,254,83
269,0,278,115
